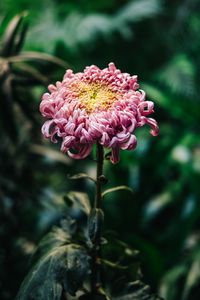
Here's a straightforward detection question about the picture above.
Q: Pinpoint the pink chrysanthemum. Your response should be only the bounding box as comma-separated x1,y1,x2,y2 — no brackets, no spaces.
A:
40,63,159,163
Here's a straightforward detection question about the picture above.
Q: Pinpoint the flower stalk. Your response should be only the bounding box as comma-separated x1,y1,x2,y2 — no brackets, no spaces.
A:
95,142,104,209
91,142,104,296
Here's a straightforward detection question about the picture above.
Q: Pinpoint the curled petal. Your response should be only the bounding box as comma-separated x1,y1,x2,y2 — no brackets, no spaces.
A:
41,120,54,137
64,122,76,135
145,118,159,136
64,69,74,79
116,132,130,143
89,122,105,137
41,120,58,142
127,119,136,132
75,123,84,136
120,134,137,150
109,137,119,148
138,89,146,101
139,101,154,115
67,144,92,159
40,99,54,118
100,132,111,146
110,147,120,164
48,84,57,92
61,136,76,152
108,62,117,72
80,128,93,143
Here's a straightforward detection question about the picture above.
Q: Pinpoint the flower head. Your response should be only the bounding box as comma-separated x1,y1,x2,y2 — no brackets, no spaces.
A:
40,63,159,163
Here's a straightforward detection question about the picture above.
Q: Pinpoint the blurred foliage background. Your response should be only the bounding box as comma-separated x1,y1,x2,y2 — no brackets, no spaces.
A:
0,0,200,299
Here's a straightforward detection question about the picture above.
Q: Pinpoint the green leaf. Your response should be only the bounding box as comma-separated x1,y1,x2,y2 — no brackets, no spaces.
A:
68,173,96,183
143,191,172,222
159,264,186,300
142,83,200,125
182,259,200,300
1,13,27,56
155,54,196,98
63,245,90,295
30,227,70,266
87,208,104,244
16,244,90,299
8,51,69,68
101,259,128,270
13,21,29,54
64,191,91,217
102,186,133,198
0,76,18,143
116,0,162,23
30,144,71,165
13,62,48,84
113,280,162,300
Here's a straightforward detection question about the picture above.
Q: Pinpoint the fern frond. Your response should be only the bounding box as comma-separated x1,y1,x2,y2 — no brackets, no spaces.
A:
155,54,196,98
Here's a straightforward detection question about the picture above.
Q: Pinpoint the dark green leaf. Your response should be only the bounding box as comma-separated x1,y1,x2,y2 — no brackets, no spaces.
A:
63,245,90,295
1,13,27,56
102,186,133,198
0,76,18,142
13,62,48,84
30,227,70,266
101,259,128,270
68,173,96,183
182,259,200,300
64,191,91,217
9,51,69,68
113,280,162,300
159,264,186,300
14,21,29,54
87,208,104,244
16,244,90,299
30,144,71,165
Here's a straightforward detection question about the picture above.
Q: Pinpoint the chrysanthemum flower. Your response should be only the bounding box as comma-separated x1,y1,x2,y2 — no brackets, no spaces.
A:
40,63,159,163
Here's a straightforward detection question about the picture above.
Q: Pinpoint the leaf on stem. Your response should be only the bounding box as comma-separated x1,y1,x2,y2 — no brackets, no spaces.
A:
101,259,128,270
64,191,91,217
63,245,90,296
102,186,133,198
68,173,96,184
87,208,104,245
16,243,90,299
30,226,70,266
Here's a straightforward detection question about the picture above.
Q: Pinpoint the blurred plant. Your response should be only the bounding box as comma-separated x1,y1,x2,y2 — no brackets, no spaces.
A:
0,13,68,142
159,239,200,300
0,14,69,300
25,0,162,54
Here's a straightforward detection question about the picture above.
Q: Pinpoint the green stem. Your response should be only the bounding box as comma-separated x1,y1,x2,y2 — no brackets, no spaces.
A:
95,142,104,209
91,142,104,295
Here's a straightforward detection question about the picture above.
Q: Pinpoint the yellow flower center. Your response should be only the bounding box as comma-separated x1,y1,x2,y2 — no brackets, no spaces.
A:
71,82,118,113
